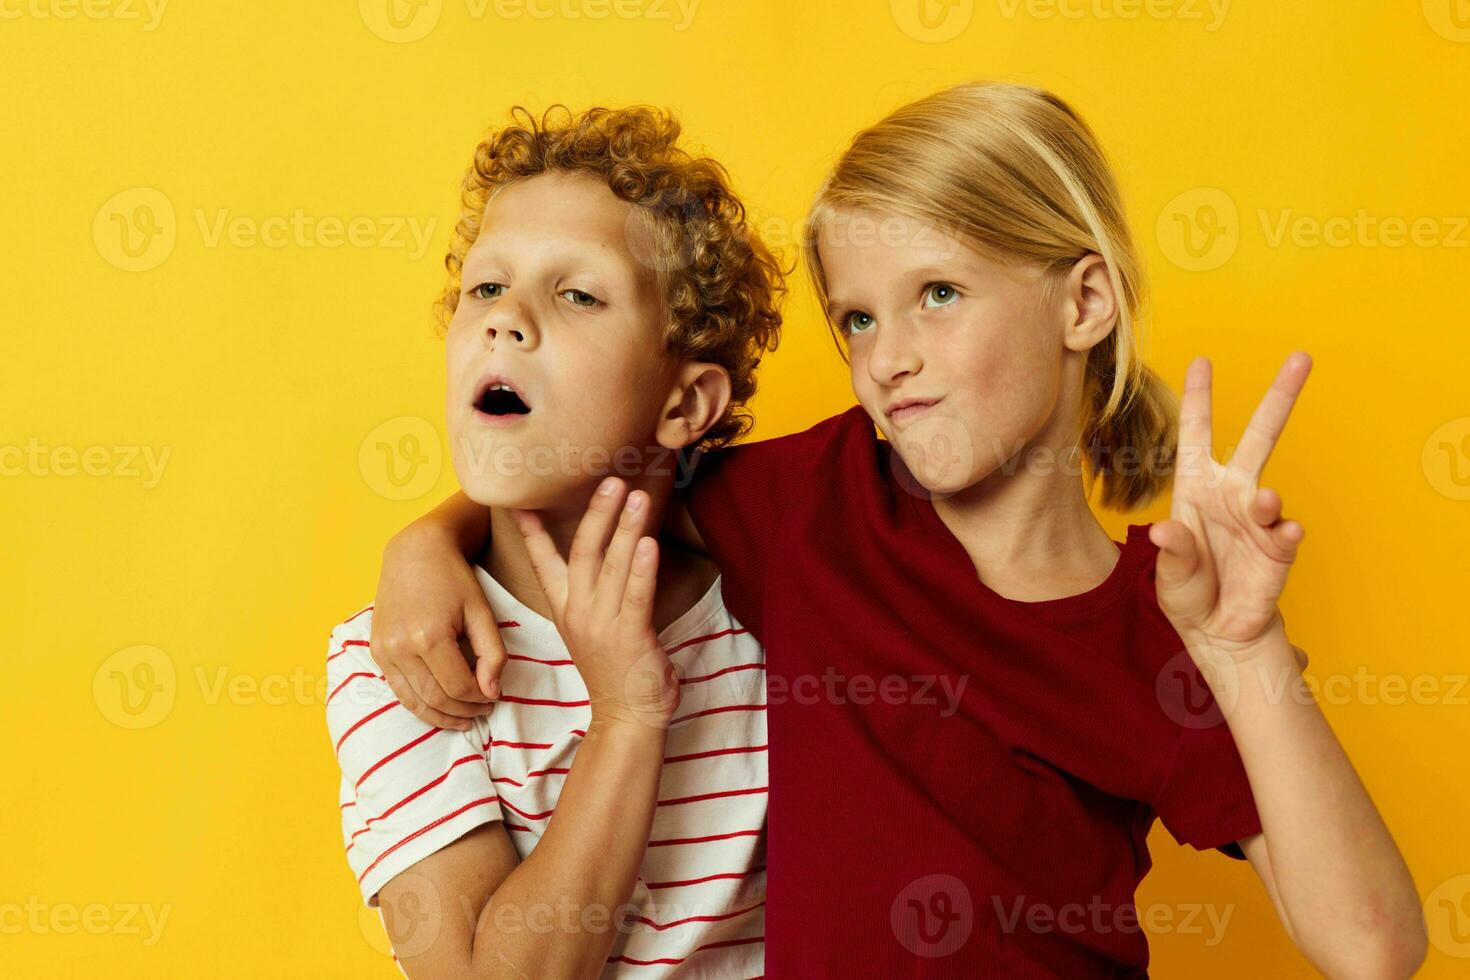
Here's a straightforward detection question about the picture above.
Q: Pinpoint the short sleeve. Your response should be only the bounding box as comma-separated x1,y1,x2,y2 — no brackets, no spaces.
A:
1148,681,1262,860
325,615,502,906
684,409,867,638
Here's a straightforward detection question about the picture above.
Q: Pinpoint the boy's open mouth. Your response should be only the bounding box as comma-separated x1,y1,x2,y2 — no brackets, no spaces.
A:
473,376,532,418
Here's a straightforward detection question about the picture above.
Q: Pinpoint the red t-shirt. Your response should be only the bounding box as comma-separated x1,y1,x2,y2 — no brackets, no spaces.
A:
685,406,1261,978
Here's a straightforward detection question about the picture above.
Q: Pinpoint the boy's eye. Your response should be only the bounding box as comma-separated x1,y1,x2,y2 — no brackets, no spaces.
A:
470,282,503,300
561,288,600,308
844,311,876,334
923,283,959,308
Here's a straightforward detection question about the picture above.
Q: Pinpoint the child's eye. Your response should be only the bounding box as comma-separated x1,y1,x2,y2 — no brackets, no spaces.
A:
923,283,960,308
469,282,503,300
844,311,876,335
561,288,601,308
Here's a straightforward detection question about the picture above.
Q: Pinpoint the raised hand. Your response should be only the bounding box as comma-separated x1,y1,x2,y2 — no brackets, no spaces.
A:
511,478,680,728
1150,353,1312,662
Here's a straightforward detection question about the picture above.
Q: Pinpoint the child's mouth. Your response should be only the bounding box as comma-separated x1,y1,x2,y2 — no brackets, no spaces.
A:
473,377,532,421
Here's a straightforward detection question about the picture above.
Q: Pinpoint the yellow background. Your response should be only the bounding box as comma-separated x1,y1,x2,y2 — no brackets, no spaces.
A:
3,1,1467,975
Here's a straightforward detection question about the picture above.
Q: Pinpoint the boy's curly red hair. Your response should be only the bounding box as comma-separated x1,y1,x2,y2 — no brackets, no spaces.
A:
434,105,786,448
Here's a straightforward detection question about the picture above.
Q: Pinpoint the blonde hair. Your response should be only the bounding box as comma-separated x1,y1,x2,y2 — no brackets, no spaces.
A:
803,81,1177,510
436,105,785,448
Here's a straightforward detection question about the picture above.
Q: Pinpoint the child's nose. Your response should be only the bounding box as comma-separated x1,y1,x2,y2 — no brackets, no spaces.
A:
482,298,537,347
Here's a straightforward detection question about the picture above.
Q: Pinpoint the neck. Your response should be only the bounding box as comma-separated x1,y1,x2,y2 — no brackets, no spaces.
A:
479,473,677,622
929,380,1119,600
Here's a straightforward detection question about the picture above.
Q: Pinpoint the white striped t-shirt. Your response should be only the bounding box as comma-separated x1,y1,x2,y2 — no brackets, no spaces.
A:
325,567,768,978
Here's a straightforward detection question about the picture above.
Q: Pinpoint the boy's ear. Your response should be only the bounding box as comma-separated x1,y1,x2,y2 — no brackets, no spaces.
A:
1060,252,1119,354
656,361,732,450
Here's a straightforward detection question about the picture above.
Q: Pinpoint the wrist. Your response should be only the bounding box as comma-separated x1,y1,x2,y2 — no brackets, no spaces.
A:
586,711,673,742
1179,610,1291,665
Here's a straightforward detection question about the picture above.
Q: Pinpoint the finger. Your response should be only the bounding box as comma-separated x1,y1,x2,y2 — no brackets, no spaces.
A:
1178,356,1214,458
511,508,569,612
1228,352,1313,482
1248,487,1283,527
1291,644,1309,670
463,602,506,701
567,477,627,604
1270,518,1306,561
620,536,660,626
424,637,495,708
400,650,492,720
383,664,472,731
1148,520,1202,592
595,490,651,621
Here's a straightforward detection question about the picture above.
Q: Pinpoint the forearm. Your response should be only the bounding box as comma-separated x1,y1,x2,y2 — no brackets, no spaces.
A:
471,719,667,979
1212,633,1425,978
393,490,493,561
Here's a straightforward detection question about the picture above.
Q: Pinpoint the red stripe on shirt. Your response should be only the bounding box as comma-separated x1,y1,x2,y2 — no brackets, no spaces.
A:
644,866,765,890
335,701,400,751
327,638,370,664
664,744,768,765
346,753,485,852
666,627,749,656
343,605,374,625
493,767,570,787
507,652,575,666
327,671,381,705
606,934,765,965
669,703,767,726
497,694,592,707
357,796,499,885
628,899,765,932
354,727,446,790
648,829,764,847
680,662,765,685
659,786,769,808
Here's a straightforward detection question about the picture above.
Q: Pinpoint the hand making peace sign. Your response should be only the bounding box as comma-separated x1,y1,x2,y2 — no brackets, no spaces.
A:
1149,353,1313,663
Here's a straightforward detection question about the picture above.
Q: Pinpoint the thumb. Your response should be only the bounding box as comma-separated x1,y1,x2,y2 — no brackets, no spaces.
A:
1149,519,1202,592
465,601,506,700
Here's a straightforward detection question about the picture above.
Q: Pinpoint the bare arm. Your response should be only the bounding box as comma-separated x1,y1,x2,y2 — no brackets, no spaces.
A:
1152,354,1425,979
374,488,705,728
383,481,682,979
383,719,667,980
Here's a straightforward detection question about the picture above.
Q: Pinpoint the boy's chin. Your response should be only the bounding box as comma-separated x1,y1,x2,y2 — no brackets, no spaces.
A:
458,479,576,512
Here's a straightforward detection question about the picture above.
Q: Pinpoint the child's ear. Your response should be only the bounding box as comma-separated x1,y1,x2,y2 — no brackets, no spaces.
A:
656,361,732,450
1060,252,1119,354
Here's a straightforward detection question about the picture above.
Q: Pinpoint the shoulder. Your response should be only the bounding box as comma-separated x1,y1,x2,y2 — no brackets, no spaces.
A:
325,603,380,679
692,406,874,480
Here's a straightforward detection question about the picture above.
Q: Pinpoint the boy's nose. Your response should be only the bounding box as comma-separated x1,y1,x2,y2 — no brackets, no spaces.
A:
482,298,537,348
